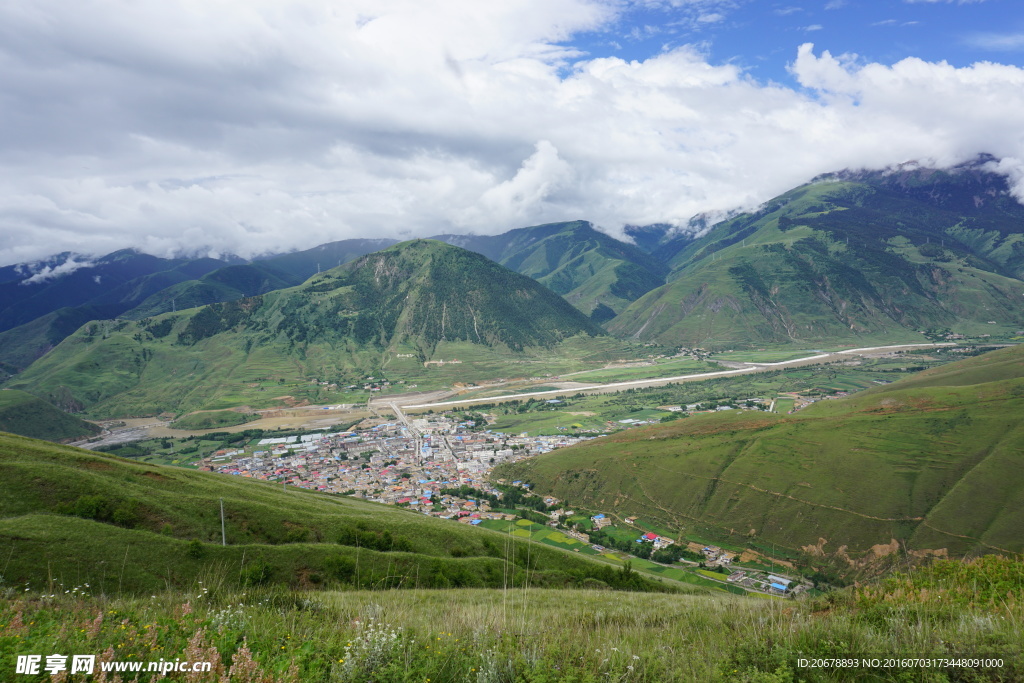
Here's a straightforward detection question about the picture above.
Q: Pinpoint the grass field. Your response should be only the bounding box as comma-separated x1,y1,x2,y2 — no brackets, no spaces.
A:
771,397,795,413
711,350,826,363
556,357,717,384
170,410,258,430
2,555,1021,681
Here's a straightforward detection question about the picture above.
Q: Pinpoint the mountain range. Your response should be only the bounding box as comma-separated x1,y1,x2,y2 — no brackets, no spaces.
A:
610,158,1024,347
5,240,611,416
3,157,1024,418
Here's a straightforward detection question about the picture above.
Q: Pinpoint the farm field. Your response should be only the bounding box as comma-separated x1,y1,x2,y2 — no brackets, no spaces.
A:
555,357,717,383
772,397,795,413
711,349,827,363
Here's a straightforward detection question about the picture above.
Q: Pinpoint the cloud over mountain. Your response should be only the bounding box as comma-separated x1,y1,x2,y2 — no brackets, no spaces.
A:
1,0,1023,264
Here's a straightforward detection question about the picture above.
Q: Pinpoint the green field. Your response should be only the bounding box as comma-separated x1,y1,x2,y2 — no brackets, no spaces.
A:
556,357,717,383
2,426,1022,680
771,397,795,413
711,349,826,363
171,409,258,430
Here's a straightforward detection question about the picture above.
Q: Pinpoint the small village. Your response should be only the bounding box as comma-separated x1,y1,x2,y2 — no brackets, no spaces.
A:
197,413,591,521
197,411,812,597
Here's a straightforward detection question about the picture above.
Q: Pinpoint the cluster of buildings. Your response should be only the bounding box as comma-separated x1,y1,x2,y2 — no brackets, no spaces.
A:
198,414,594,518
726,569,808,596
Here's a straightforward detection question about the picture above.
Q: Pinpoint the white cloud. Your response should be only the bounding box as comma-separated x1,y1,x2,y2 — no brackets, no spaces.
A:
964,32,1024,51
802,24,824,31
0,1,1023,265
20,256,97,285
697,12,725,23
474,141,574,227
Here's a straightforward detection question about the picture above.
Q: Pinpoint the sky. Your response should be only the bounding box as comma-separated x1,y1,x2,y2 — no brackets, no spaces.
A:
1,0,1023,266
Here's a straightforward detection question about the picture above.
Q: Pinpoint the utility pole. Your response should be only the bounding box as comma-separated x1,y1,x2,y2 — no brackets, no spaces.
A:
220,498,226,546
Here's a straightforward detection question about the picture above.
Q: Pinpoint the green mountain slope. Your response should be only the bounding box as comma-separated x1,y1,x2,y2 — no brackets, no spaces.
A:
610,159,1024,348
434,221,667,322
0,390,100,442
497,345,1024,574
123,238,397,319
0,255,233,373
0,432,666,594
7,240,610,416
0,306,102,378
122,262,296,319
0,241,396,374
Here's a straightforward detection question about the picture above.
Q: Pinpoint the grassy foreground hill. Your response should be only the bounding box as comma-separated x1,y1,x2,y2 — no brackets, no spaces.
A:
1,431,1021,681
611,159,1024,348
3,556,1021,681
0,432,667,597
7,240,619,416
497,345,1024,576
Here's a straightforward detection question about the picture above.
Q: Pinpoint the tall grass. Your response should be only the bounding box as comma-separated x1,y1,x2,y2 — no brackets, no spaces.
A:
3,556,1021,681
